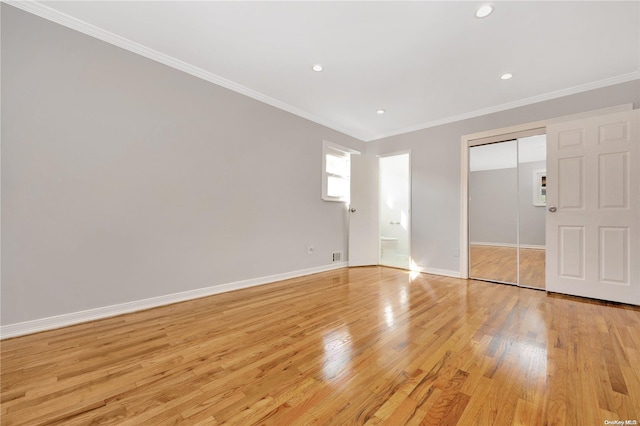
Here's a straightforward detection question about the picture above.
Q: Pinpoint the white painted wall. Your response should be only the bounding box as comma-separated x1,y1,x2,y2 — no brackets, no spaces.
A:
368,80,640,276
1,5,364,327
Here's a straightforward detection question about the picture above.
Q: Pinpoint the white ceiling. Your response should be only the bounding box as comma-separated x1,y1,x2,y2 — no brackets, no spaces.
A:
14,1,640,141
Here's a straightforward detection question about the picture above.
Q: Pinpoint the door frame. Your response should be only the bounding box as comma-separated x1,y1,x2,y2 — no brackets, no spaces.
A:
378,150,412,269
460,104,633,279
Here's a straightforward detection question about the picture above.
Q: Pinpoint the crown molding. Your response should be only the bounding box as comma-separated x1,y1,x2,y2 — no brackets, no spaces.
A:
368,71,640,141
4,0,371,141
4,1,638,143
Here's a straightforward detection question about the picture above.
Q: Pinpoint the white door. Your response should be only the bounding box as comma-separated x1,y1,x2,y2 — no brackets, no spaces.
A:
546,109,639,305
348,153,379,266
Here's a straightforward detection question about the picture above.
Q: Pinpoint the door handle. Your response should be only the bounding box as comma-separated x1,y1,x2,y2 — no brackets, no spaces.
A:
350,208,356,213
548,206,557,212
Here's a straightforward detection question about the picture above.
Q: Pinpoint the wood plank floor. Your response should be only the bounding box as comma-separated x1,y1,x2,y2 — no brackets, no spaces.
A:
470,245,546,289
2,266,639,425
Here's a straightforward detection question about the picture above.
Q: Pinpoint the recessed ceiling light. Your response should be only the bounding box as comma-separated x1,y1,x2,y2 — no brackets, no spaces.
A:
312,64,324,72
475,4,494,18
376,109,386,114
501,73,513,80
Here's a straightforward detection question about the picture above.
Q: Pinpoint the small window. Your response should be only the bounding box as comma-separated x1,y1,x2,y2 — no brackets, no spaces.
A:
322,141,354,202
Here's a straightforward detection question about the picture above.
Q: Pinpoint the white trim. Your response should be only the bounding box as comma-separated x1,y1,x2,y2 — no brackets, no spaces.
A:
419,267,462,279
470,241,517,248
6,1,638,143
408,261,461,278
5,0,370,142
371,73,640,141
322,140,358,203
0,262,348,339
460,142,470,279
470,242,545,250
323,140,361,156
520,245,545,250
460,103,634,280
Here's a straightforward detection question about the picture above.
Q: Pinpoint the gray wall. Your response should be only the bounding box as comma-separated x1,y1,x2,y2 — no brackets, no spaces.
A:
368,79,640,274
469,160,546,247
469,167,518,246
1,5,364,325
2,4,639,326
518,161,546,247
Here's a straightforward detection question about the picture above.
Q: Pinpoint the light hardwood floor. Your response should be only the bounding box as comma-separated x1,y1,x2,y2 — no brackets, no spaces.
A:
470,245,546,289
2,266,639,425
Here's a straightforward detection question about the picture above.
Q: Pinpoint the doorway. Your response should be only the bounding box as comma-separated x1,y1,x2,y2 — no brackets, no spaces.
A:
468,135,547,288
379,153,410,269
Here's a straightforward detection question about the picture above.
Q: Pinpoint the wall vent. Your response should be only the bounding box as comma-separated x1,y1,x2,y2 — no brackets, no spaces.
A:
332,251,343,262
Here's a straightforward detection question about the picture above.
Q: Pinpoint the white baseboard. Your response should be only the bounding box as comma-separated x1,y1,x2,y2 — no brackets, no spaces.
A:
411,265,462,279
421,268,462,278
0,262,348,339
470,242,545,250
470,241,517,248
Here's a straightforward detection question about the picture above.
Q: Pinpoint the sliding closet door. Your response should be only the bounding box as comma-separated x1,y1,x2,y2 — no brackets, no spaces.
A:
469,141,518,284
518,135,547,289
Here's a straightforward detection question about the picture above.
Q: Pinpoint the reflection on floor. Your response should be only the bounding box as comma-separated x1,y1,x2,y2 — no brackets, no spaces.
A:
3,267,639,424
519,247,546,288
470,244,545,289
380,253,410,270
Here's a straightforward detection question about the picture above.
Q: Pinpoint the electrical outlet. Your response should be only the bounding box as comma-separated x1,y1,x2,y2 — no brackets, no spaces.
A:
307,245,314,255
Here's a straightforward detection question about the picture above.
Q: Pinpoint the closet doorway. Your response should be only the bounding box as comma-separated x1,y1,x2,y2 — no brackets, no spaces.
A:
468,134,547,289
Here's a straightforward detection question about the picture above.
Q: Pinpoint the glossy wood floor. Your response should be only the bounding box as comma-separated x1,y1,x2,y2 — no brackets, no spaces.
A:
2,267,639,425
470,245,546,289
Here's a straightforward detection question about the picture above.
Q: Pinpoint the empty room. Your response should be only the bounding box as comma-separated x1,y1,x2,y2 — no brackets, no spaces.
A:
1,1,639,425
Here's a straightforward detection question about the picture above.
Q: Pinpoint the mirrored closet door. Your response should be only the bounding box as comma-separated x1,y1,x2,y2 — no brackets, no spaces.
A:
468,135,547,289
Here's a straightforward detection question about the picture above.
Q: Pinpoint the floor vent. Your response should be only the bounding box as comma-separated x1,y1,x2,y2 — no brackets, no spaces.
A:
332,251,343,262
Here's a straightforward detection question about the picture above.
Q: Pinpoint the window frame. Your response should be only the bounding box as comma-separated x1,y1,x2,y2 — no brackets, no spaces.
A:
322,140,358,203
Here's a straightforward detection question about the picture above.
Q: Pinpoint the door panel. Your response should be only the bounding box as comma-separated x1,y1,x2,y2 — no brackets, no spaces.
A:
468,141,518,284
599,152,628,209
348,153,379,267
558,226,584,279
558,157,584,209
546,109,639,305
599,121,629,144
558,129,584,149
599,227,629,284
517,135,547,289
